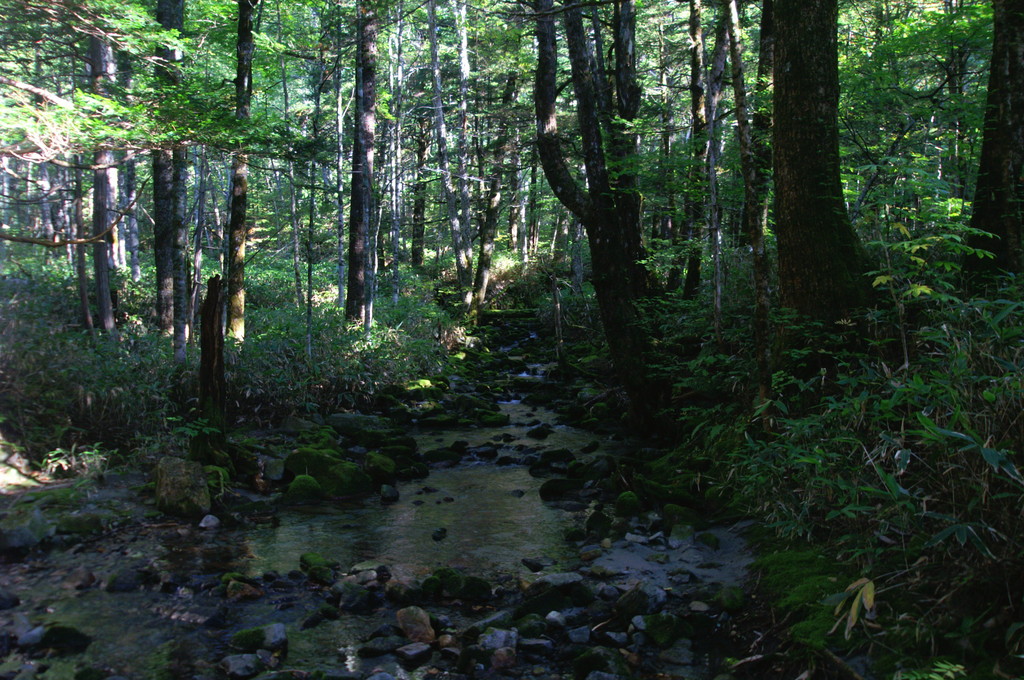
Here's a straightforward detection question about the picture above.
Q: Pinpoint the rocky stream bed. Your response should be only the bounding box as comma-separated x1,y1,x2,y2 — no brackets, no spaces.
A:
0,318,757,680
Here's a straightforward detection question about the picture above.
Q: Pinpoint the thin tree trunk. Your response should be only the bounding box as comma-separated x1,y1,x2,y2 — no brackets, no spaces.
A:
427,0,471,291
73,161,94,331
226,0,258,342
410,118,429,267
727,0,772,400
346,0,378,327
89,37,118,338
335,40,349,308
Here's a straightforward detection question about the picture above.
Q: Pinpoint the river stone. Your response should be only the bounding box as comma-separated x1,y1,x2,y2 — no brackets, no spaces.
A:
519,638,555,657
538,478,583,501
332,581,375,613
357,635,406,657
464,610,514,639
567,625,591,644
38,624,92,655
0,508,54,550
478,627,518,651
154,457,211,518
365,672,397,680
395,641,433,665
0,587,20,610
221,653,264,679
525,572,583,596
490,647,517,670
658,638,695,666
396,606,435,643
615,582,667,618
380,484,400,504
106,568,145,593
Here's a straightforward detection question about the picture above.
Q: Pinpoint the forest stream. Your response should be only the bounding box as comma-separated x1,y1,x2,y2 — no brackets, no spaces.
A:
0,322,755,680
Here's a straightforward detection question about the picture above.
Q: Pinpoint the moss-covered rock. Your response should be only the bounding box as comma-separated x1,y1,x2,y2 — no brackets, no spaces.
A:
363,452,396,483
643,612,690,647
424,448,462,465
284,474,324,502
478,412,510,428
299,552,336,573
715,585,746,612
284,447,344,478
433,567,465,598
56,511,112,535
614,491,642,517
324,461,374,496
585,509,612,537
572,646,629,680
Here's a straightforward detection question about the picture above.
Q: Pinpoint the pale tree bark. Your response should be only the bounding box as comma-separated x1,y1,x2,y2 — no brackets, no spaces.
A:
727,0,772,401
427,0,472,292
410,117,429,267
73,162,94,331
388,9,405,304
89,36,117,337
454,0,474,305
335,34,350,308
346,0,378,328
226,0,258,342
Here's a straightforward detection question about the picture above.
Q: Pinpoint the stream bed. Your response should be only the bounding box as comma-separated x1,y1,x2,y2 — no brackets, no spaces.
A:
1,332,755,680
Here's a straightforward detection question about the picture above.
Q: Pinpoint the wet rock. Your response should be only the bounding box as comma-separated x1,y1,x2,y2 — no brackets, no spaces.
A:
522,557,546,572
332,581,376,613
613,491,641,517
17,625,44,647
525,572,583,596
395,641,433,665
567,625,590,643
221,653,265,679
364,452,396,484
0,587,20,610
106,568,146,593
232,623,288,653
490,646,517,670
527,425,553,440
262,457,286,482
227,581,264,600
572,646,629,680
357,635,406,657
464,610,515,639
396,606,435,643
199,514,221,529
379,484,400,504
478,627,518,651
154,456,211,518
55,511,110,536
544,611,566,629
431,527,448,541
658,638,695,666
0,508,54,550
364,672,397,680
615,583,667,619
579,544,603,561
519,638,555,658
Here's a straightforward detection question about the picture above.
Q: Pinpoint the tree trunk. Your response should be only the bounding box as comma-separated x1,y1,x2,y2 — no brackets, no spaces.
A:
226,0,258,342
411,118,429,267
73,162,94,331
427,0,471,292
89,37,117,337
346,0,378,326
534,0,660,421
966,0,1024,278
774,0,870,320
727,0,772,401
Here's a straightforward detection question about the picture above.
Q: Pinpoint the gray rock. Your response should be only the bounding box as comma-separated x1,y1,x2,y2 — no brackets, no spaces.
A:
379,485,400,504
357,635,406,657
154,457,211,518
394,642,433,664
567,625,591,644
525,572,583,596
518,638,555,656
658,638,695,666
262,458,286,482
0,508,54,550
478,627,518,650
199,514,221,529
615,582,667,618
221,653,265,679
17,625,45,647
262,623,288,652
106,568,145,593
396,606,434,643
544,611,566,629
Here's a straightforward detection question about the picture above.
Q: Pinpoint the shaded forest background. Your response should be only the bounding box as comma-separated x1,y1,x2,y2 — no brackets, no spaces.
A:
2,0,1024,676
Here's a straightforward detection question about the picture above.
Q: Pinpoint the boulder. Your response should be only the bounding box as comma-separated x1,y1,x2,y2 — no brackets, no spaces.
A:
154,457,211,518
221,653,264,679
284,475,324,502
364,452,396,484
231,623,288,653
0,508,54,550
394,641,433,665
396,606,435,643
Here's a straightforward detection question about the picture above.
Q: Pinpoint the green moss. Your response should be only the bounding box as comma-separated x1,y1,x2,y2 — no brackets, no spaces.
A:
363,452,396,483
539,477,584,501
614,490,642,517
284,474,324,502
299,552,335,572
307,565,335,584
755,549,849,651
221,571,247,585
696,532,720,550
478,412,510,427
458,575,493,601
432,567,465,597
715,585,746,612
420,575,442,599
643,612,687,647
230,626,266,652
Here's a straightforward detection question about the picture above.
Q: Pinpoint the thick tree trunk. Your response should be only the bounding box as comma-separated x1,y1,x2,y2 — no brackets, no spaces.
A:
226,0,257,341
346,0,378,326
774,0,870,320
966,0,1024,278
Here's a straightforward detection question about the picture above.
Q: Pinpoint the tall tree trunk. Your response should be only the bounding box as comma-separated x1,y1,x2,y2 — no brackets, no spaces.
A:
427,0,471,292
346,0,378,326
410,118,429,267
534,0,660,421
73,161,94,331
774,0,870,319
676,0,707,295
89,37,118,337
966,0,1024,278
154,0,184,337
172,147,189,361
335,35,349,308
454,0,474,305
226,0,258,341
388,10,405,304
727,0,772,401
